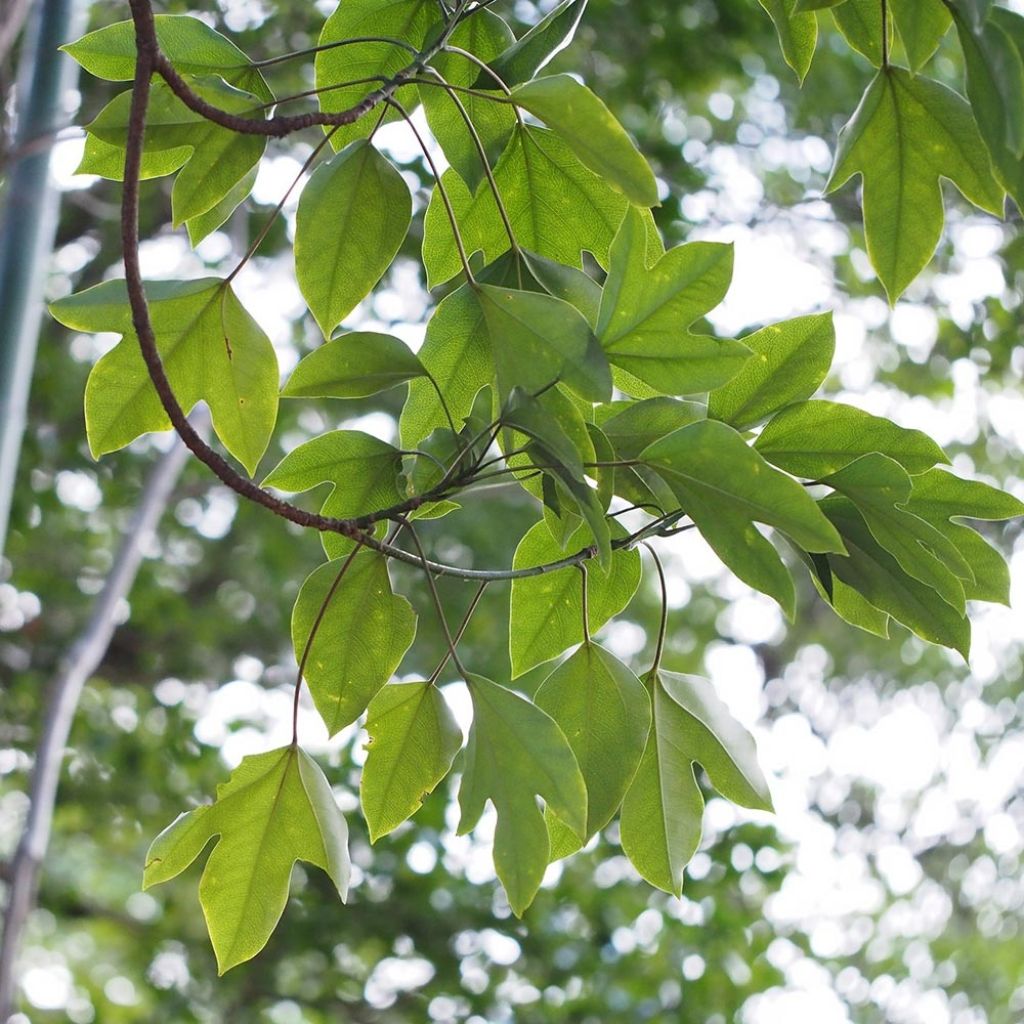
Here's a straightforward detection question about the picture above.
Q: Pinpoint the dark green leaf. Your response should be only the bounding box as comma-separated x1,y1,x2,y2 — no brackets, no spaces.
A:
820,497,971,657
642,419,845,615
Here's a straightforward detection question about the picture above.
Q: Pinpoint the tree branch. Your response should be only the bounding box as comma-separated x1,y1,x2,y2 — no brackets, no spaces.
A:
0,426,197,1020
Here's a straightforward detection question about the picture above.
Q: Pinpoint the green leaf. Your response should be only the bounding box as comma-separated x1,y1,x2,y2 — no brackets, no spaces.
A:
511,75,659,207
832,0,889,66
262,431,404,558
50,278,278,476
63,14,273,101
361,681,462,841
86,76,267,225
143,746,348,974
826,67,1004,302
420,11,516,193
458,674,587,915
599,397,705,512
283,332,425,400
422,125,628,288
641,419,845,615
824,454,971,613
522,250,602,326
510,521,641,678
483,0,588,87
291,554,417,735
535,643,650,848
476,283,606,401
596,208,747,395
803,552,892,637
890,0,951,72
315,0,437,150
904,467,1024,605
952,5,1024,207
757,0,818,82
76,131,190,181
295,141,411,338
620,670,772,896
754,399,950,477
820,497,971,657
185,166,257,247
708,312,835,430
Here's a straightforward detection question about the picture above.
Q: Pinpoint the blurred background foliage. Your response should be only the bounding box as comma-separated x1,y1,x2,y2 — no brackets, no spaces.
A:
1,0,1023,1021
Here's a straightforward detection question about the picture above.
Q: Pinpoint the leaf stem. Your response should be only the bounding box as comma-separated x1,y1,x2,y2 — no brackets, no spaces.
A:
248,35,419,70
881,0,890,66
421,66,521,257
427,581,488,683
579,563,591,644
387,96,476,284
399,517,469,677
643,542,669,675
291,540,364,744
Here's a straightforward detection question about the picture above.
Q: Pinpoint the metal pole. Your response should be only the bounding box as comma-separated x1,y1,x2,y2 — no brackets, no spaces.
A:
0,0,86,563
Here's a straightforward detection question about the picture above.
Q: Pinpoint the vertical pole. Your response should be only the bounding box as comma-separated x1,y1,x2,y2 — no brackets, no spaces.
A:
0,0,86,562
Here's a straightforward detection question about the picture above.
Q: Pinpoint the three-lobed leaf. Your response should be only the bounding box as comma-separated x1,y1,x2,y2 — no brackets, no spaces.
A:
50,278,278,476
143,746,349,974
827,67,1004,302
596,208,747,395
458,674,586,915
620,670,772,896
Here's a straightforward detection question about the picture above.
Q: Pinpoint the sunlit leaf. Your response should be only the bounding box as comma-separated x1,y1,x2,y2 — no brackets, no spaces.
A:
458,674,586,915
361,682,462,841
510,521,641,678
620,670,772,896
50,278,278,476
826,67,1004,302
291,554,417,734
295,141,411,338
143,746,349,974
596,208,746,395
